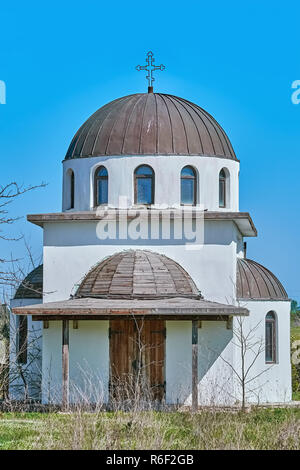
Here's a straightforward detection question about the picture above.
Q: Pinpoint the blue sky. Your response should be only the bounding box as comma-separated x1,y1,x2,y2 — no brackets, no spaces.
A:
0,1,299,301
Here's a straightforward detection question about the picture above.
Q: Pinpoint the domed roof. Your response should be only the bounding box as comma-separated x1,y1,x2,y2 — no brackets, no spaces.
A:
14,265,43,300
236,258,288,300
66,93,236,160
75,250,201,300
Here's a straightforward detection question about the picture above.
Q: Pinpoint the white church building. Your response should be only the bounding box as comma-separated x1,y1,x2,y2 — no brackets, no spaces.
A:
10,72,292,407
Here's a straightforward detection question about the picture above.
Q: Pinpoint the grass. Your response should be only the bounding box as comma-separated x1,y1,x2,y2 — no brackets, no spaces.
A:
0,316,299,450
291,324,300,341
0,408,299,450
291,319,300,400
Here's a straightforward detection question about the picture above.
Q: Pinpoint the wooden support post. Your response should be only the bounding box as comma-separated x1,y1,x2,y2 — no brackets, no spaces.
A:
43,320,49,329
73,320,78,329
62,319,69,410
192,319,198,412
226,316,233,330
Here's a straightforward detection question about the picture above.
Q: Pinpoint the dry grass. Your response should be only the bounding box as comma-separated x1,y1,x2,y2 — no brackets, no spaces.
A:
0,408,299,450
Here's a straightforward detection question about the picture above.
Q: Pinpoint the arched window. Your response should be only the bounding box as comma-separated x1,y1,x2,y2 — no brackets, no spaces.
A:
134,165,154,205
265,311,277,363
17,315,28,364
70,170,75,209
66,169,75,210
181,166,197,205
94,166,108,206
219,169,226,208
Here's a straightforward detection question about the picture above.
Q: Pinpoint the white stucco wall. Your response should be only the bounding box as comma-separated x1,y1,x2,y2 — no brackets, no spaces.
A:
42,320,109,404
39,301,291,406
166,320,235,406
41,317,237,406
165,301,292,406
232,300,292,404
62,155,239,212
165,321,192,404
42,218,238,305
9,299,42,400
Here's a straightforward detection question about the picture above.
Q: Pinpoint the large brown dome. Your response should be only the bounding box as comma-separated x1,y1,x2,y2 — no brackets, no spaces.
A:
75,250,201,300
65,93,236,160
236,258,288,300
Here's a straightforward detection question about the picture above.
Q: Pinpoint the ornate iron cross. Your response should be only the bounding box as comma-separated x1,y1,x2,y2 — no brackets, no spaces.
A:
136,51,165,92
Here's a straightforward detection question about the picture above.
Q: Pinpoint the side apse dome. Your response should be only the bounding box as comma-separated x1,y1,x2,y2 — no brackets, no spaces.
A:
236,258,288,300
14,264,43,300
75,250,201,300
65,93,237,160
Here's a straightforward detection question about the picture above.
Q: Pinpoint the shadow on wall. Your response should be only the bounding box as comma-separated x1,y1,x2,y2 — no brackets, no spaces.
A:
166,321,234,406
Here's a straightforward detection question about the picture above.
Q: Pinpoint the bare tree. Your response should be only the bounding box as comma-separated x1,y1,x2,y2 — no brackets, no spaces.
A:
0,304,9,399
0,181,46,290
8,313,42,401
0,181,45,403
219,316,272,411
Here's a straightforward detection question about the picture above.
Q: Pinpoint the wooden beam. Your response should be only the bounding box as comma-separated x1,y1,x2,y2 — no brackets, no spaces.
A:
62,319,69,409
32,314,234,322
192,320,198,412
27,210,257,237
226,316,233,330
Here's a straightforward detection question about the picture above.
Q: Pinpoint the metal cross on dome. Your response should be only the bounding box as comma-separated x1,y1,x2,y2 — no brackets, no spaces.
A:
136,51,165,92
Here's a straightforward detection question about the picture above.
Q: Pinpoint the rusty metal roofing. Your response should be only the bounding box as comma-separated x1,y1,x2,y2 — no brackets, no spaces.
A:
65,93,237,160
236,258,288,300
76,250,201,300
14,265,43,300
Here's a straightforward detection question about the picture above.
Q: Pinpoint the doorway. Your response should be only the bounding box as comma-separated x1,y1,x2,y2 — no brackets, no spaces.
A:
109,319,165,404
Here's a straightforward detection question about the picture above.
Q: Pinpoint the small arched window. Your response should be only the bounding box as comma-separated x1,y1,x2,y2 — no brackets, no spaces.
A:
181,166,197,205
70,170,75,209
219,169,226,208
265,311,277,363
94,166,108,206
66,169,75,210
134,165,154,205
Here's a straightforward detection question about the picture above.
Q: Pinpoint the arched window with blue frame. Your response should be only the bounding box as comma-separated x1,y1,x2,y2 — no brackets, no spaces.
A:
134,165,154,205
181,166,197,205
94,166,108,206
67,168,75,209
219,168,227,208
70,170,75,209
265,311,277,363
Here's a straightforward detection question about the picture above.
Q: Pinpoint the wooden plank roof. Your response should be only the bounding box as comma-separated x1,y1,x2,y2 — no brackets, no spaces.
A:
75,250,201,300
12,297,249,317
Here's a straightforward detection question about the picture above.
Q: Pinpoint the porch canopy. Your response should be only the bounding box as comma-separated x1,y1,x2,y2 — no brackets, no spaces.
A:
12,250,248,319
12,296,248,320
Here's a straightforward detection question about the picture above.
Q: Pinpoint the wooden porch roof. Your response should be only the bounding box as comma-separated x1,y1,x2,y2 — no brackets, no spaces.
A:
12,296,249,319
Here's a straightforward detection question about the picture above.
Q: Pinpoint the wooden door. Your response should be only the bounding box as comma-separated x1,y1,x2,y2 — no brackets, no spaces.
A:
141,320,166,401
109,319,165,403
